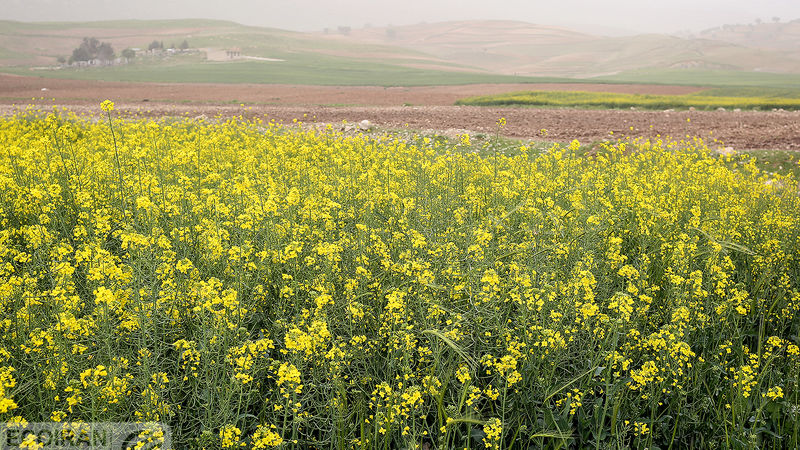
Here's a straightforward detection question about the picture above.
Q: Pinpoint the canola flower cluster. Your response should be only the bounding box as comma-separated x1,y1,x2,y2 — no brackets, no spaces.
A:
0,106,798,449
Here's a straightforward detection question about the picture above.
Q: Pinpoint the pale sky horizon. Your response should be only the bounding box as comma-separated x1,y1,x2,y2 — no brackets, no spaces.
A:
2,0,799,35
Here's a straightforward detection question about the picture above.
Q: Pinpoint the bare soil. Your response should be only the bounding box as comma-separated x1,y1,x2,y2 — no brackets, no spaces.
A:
0,74,703,105
2,74,799,150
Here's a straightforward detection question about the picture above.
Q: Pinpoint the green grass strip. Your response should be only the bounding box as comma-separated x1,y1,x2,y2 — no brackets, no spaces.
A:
456,89,800,110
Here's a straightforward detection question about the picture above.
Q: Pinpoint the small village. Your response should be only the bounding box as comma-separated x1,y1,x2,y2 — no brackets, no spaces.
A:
61,37,201,68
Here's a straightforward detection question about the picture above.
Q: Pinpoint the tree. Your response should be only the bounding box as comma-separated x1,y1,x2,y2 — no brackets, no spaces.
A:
69,46,89,64
68,37,114,63
97,42,114,61
180,40,189,50
148,40,163,51
70,37,97,63
121,48,136,59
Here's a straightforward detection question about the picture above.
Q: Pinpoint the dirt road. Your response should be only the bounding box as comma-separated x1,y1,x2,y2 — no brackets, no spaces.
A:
2,74,798,150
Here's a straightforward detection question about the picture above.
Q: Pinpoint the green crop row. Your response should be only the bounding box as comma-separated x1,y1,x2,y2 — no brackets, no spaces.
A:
456,89,800,110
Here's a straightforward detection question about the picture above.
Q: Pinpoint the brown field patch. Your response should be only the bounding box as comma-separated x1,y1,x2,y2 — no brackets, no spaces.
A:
0,74,704,106
1,74,797,150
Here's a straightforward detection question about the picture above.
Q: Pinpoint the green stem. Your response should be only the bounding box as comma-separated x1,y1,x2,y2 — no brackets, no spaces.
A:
105,111,127,216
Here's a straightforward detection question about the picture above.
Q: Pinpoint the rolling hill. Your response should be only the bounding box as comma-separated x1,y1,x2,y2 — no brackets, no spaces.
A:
0,19,437,68
1,18,799,86
330,20,800,77
0,19,554,85
696,19,800,54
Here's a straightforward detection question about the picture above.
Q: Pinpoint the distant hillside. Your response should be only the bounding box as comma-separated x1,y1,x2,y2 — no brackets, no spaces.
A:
0,19,565,86
0,19,241,66
328,20,800,77
0,19,435,67
2,18,800,86
696,19,800,54
0,19,543,86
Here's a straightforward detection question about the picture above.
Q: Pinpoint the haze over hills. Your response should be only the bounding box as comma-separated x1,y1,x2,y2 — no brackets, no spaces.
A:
329,20,800,77
0,19,430,67
1,18,800,84
696,19,800,54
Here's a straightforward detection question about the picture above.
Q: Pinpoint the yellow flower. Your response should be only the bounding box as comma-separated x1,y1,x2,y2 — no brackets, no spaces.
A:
252,424,283,448
219,424,242,448
764,386,783,401
100,100,114,112
276,362,303,395
633,421,650,436
20,433,44,450
483,418,502,448
455,364,471,384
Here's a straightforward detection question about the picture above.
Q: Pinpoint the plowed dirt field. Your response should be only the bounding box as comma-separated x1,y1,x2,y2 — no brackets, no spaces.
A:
3,74,798,150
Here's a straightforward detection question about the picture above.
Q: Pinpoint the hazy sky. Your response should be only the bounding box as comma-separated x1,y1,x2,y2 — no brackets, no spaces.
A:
3,0,799,35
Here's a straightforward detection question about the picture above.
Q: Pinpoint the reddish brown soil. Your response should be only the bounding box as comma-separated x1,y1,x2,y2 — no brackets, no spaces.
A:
0,74,704,105
2,74,799,150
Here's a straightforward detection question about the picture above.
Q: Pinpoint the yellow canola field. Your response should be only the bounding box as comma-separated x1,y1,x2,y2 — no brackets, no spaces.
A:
0,107,798,449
